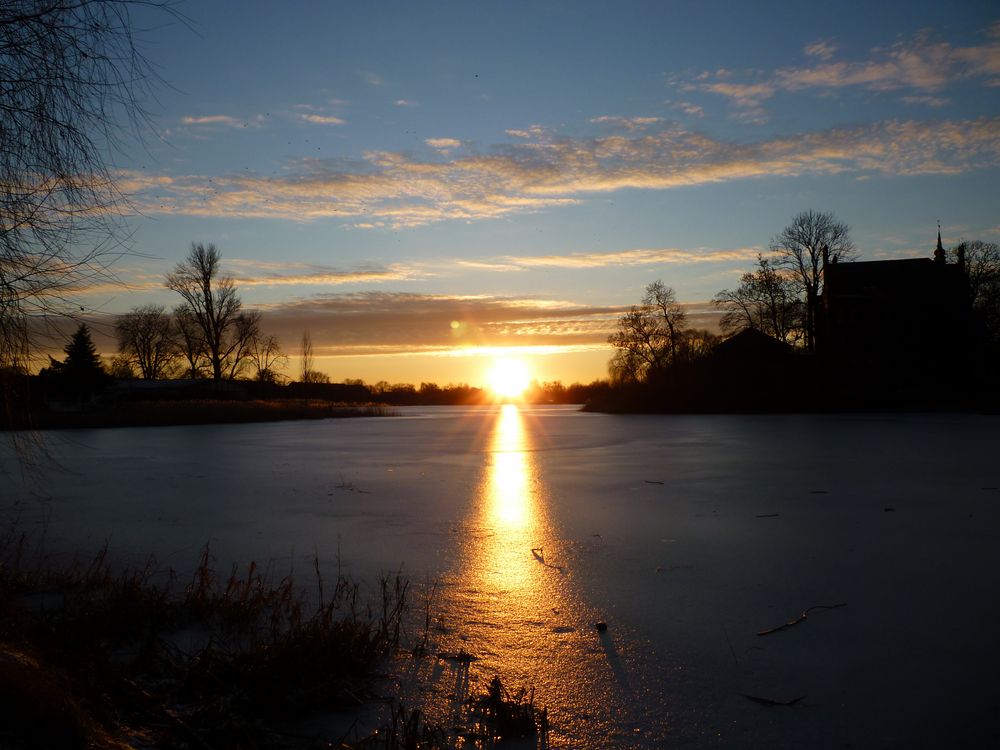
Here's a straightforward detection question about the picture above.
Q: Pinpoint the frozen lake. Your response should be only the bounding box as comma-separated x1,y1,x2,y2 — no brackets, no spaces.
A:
4,406,1000,747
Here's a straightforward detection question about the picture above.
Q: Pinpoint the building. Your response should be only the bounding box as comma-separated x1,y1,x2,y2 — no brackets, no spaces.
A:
818,231,970,402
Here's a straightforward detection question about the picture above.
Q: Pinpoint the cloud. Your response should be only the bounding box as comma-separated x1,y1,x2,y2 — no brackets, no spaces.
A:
459,246,760,271
590,116,664,130
125,116,1000,227
300,114,346,125
691,24,1000,120
363,71,384,87
804,40,838,61
425,137,462,151
224,259,424,287
673,101,705,117
697,82,776,123
250,291,631,354
395,99,419,107
181,115,246,127
901,95,950,108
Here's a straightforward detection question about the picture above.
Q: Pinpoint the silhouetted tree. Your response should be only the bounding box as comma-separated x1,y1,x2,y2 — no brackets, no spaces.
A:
107,354,136,379
173,305,207,379
608,280,687,383
223,311,262,380
166,243,258,380
299,330,328,383
1,1,174,376
953,239,1000,351
713,254,804,345
770,210,855,351
115,305,178,379
249,333,287,384
675,328,721,364
42,324,108,402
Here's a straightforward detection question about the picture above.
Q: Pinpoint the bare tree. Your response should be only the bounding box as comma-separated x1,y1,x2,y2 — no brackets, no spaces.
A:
953,239,1000,346
174,305,207,379
770,210,856,351
301,331,314,380
224,311,262,380
1,1,175,374
299,330,329,383
249,332,287,384
642,280,687,364
166,243,258,380
713,254,804,344
608,280,688,383
115,305,178,380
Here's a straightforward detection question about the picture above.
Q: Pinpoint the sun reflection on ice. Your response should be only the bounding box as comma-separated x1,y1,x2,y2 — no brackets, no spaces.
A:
489,404,532,529
407,405,646,747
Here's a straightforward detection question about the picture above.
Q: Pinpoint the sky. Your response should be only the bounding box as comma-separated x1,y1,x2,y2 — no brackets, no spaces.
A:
82,0,1000,386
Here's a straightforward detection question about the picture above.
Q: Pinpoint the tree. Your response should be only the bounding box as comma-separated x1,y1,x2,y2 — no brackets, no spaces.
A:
115,305,178,380
299,330,328,383
1,1,173,375
249,333,287,384
166,243,258,380
608,280,687,383
174,305,207,379
224,311,262,380
770,210,856,351
42,324,108,402
953,239,1000,348
713,254,804,345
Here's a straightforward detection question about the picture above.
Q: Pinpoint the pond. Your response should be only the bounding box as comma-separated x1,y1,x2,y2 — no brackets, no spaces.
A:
4,406,999,747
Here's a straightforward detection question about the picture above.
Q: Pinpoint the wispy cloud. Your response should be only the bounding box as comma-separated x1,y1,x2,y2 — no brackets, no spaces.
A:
253,292,628,353
224,259,424,287
590,115,663,130
688,24,1000,120
804,40,838,61
425,137,462,151
181,114,258,128
673,101,705,117
901,95,950,108
459,246,760,271
395,99,419,107
125,116,1000,227
363,71,384,87
300,114,346,125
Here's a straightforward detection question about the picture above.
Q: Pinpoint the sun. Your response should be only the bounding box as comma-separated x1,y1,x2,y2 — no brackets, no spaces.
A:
487,357,532,400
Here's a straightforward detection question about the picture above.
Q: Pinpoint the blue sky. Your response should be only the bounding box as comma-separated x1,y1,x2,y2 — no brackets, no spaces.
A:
90,0,1000,384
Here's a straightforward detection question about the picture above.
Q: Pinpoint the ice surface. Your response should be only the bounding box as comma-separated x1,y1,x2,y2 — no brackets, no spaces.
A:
3,406,999,747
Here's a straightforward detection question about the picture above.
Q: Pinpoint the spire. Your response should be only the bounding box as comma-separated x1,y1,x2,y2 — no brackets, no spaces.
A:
934,221,945,264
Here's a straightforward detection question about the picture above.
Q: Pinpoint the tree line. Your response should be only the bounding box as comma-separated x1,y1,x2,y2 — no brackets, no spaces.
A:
108,243,285,383
607,209,1000,405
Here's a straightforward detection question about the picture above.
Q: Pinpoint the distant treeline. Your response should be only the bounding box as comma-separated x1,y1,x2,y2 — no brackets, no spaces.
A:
0,362,613,430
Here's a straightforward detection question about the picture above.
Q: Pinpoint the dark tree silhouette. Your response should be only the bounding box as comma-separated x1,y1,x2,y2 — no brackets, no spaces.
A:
953,239,1000,349
1,1,175,375
713,254,803,345
249,333,286,384
608,280,687,383
115,305,178,380
299,330,328,383
43,324,109,402
770,210,855,351
174,305,207,379
166,244,260,380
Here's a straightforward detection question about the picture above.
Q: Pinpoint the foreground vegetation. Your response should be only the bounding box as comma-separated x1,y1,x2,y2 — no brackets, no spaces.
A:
0,533,549,749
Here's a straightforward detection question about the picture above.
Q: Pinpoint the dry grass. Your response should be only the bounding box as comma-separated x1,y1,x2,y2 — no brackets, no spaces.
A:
0,535,408,748
0,531,550,748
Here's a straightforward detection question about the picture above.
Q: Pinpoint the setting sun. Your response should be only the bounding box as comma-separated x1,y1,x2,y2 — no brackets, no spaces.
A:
487,357,532,400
